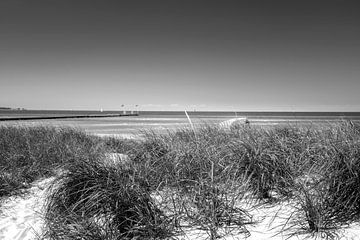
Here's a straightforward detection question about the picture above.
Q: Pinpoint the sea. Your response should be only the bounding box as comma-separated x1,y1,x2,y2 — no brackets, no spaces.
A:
1,110,360,139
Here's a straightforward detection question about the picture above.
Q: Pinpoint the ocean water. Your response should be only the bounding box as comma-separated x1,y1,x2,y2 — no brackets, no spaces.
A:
1,110,360,138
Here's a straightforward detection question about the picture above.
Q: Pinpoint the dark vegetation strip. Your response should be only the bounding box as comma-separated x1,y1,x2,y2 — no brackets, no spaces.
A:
1,121,360,239
0,126,107,197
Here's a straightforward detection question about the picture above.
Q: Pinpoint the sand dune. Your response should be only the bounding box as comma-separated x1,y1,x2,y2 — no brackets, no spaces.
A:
219,117,249,129
2,171,360,239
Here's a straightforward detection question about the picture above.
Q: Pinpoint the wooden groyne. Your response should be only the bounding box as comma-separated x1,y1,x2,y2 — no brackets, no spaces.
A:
0,113,138,121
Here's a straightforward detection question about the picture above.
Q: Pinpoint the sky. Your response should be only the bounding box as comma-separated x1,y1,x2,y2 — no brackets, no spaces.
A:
0,0,359,111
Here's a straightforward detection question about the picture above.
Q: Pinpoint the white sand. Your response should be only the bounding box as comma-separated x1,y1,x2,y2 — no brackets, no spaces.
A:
2,176,360,240
95,133,143,140
0,177,53,240
219,118,249,130
173,200,360,240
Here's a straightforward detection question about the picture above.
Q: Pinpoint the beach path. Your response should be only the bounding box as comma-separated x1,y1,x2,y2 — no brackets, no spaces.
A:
0,177,53,240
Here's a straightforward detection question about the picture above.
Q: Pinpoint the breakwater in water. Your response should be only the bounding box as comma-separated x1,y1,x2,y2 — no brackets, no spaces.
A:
0,113,138,121
0,110,138,121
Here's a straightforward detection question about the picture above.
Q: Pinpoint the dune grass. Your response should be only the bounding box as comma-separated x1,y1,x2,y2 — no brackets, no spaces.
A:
284,121,360,238
121,121,360,238
1,121,360,239
42,156,173,240
0,125,105,198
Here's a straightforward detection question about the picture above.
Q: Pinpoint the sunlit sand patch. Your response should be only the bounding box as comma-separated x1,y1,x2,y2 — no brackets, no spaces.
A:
219,117,250,130
0,177,54,240
94,133,142,140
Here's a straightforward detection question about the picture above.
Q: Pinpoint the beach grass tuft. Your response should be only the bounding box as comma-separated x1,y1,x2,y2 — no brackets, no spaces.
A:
0,126,104,198
42,156,173,240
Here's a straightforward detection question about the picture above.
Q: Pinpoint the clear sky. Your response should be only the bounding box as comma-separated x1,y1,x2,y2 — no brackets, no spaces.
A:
0,0,359,111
